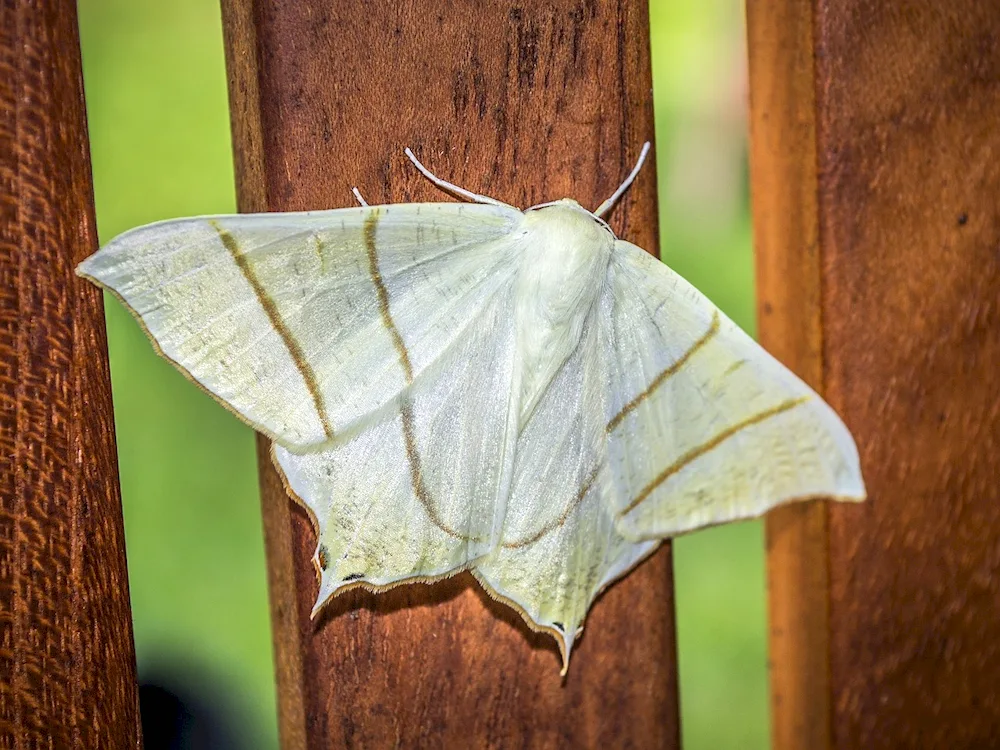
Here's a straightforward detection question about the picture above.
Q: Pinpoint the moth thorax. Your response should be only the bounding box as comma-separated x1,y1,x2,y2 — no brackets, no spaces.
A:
513,204,614,427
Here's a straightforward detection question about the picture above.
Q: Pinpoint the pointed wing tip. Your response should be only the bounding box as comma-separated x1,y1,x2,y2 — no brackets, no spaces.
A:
842,486,868,504
553,625,579,677
76,259,121,299
835,466,868,504
309,570,338,621
824,489,867,507
310,592,330,621
557,633,570,675
75,255,100,281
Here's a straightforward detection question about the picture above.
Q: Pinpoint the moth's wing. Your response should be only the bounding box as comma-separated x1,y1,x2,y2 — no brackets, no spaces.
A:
272,266,521,604
606,240,865,541
474,295,658,672
77,203,523,450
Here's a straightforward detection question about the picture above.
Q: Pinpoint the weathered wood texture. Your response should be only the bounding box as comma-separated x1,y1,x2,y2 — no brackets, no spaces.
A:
749,1,1000,748
0,0,142,747
219,1,677,747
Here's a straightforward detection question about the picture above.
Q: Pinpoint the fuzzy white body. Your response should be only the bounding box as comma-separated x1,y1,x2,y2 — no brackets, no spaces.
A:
514,201,613,427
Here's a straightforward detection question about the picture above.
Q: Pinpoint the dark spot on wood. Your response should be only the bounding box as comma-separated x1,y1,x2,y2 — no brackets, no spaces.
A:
508,7,539,89
471,54,487,118
517,22,540,89
568,5,585,63
958,212,969,226
452,69,469,115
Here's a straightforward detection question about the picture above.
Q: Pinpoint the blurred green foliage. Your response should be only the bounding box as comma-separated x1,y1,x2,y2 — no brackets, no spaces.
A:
78,0,767,747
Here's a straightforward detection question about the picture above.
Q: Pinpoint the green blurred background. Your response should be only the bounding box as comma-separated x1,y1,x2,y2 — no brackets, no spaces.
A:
78,0,765,746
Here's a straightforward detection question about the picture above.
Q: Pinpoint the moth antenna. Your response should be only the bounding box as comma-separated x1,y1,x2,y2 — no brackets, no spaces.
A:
350,187,369,207
594,141,652,219
403,147,513,209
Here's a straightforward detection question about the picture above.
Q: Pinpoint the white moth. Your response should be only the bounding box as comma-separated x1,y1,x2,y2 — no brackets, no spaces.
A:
78,144,865,673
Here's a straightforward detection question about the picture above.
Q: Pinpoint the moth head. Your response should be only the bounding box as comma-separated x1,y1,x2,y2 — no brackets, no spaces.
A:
524,198,616,237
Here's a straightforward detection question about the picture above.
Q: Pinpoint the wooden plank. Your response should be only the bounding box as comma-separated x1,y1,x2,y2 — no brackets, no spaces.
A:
0,0,142,747
745,1,830,748
219,1,678,747
749,1,1000,747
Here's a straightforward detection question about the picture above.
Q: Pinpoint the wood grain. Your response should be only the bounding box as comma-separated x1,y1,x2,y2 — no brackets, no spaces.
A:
746,1,830,747
219,1,678,747
749,1,1000,747
0,0,142,747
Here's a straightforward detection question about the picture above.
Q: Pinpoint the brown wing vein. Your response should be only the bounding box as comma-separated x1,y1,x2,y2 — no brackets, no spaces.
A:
211,220,334,440
607,310,721,432
619,396,810,517
363,211,473,542
501,466,600,550
364,212,414,381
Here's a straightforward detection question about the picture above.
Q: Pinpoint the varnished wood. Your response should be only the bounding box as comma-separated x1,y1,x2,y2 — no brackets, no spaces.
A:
746,1,831,747
0,0,142,746
749,1,1000,747
220,1,678,747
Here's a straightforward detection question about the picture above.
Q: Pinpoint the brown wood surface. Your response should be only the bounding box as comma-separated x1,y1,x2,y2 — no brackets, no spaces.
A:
0,0,142,747
749,1,1000,748
746,1,831,747
219,1,678,747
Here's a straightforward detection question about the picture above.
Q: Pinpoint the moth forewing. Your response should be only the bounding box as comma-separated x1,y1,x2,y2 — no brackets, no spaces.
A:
77,203,524,450
603,240,865,542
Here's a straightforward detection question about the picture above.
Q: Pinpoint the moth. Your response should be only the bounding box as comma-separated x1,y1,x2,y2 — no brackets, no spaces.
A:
78,144,865,673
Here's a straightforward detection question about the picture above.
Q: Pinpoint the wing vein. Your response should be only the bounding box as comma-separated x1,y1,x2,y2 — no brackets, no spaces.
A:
365,211,481,544
502,465,600,549
607,310,720,432
210,220,334,440
400,398,477,542
618,396,810,517
364,211,415,381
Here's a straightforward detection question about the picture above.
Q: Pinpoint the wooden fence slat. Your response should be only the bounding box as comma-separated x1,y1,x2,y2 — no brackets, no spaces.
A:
745,2,830,748
219,1,678,747
0,0,142,746
749,1,1000,747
